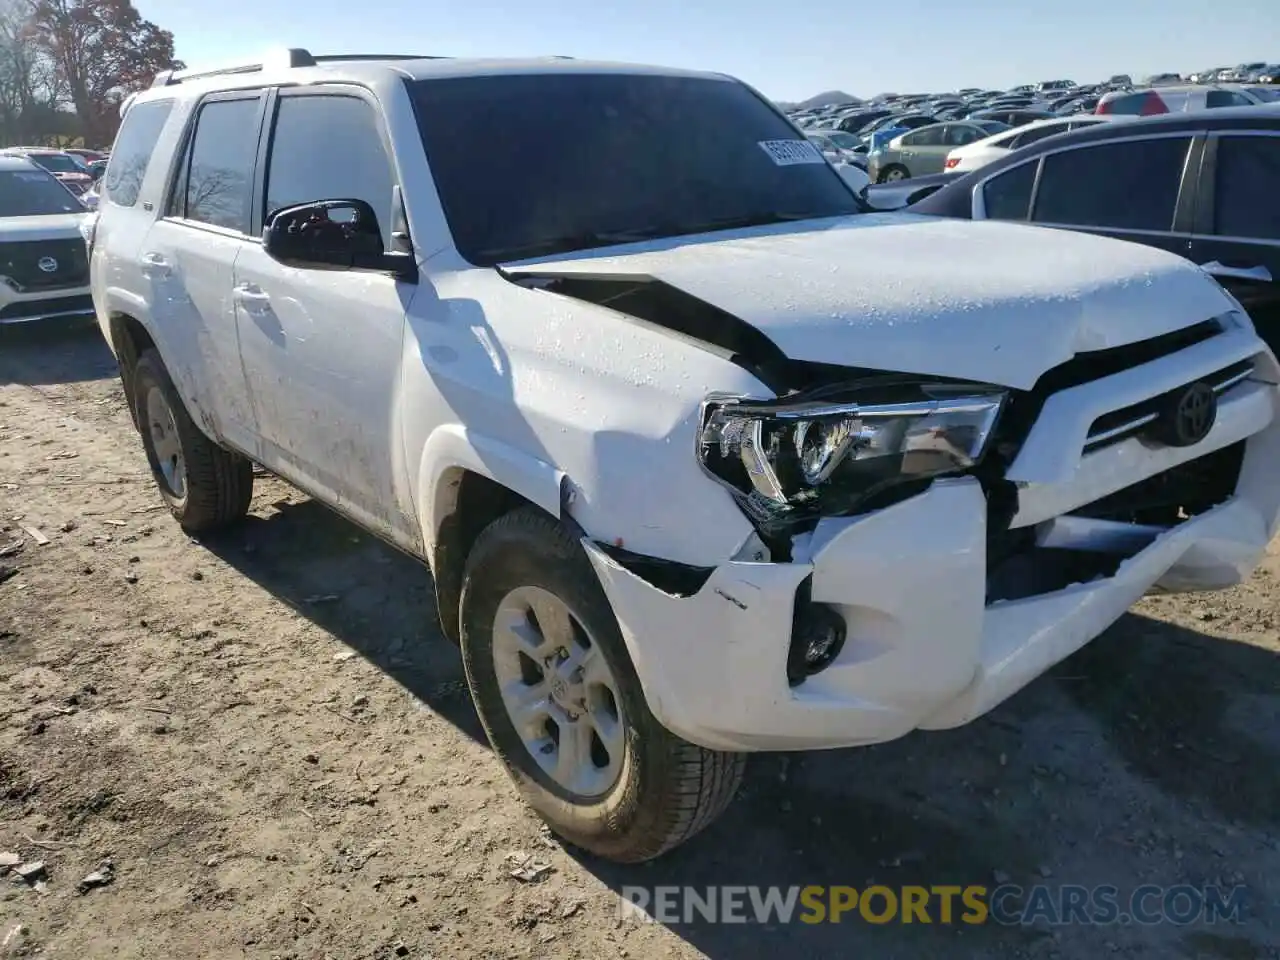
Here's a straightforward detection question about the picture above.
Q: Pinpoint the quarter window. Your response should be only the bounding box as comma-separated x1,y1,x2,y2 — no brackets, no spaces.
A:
264,94,396,248
104,99,173,207
1032,137,1191,231
171,97,261,232
1214,135,1280,240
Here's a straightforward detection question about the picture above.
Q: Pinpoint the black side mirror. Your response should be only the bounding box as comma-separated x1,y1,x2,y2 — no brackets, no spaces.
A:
89,166,104,182
263,199,416,280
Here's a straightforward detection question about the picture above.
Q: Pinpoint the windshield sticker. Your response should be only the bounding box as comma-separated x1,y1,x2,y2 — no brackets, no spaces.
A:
758,139,826,166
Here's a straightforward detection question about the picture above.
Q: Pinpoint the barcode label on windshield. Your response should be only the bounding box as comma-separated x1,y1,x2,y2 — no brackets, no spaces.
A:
758,139,825,166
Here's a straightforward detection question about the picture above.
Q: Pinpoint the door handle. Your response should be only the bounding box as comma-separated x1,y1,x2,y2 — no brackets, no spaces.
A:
233,282,273,316
140,252,171,279
1200,261,1273,283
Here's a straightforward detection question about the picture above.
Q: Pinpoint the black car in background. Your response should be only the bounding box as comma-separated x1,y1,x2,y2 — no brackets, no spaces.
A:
910,105,1280,349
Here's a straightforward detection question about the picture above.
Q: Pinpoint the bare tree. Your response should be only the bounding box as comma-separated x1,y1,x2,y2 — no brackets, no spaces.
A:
0,0,63,144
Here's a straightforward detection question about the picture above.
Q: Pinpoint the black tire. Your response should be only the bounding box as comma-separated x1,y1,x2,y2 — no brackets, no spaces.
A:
877,163,911,183
459,507,745,862
132,349,253,533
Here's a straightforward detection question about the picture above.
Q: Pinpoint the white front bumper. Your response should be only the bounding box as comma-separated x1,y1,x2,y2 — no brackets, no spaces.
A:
585,343,1280,753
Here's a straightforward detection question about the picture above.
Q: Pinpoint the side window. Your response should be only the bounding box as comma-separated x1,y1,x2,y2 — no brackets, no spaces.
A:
264,94,396,249
944,125,981,146
171,97,261,232
1032,137,1191,231
1010,124,1065,149
1214,135,1280,239
1206,90,1253,109
904,126,944,147
103,99,173,207
982,161,1037,220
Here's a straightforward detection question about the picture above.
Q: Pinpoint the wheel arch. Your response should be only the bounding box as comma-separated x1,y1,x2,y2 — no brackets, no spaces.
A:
417,424,572,644
108,312,158,426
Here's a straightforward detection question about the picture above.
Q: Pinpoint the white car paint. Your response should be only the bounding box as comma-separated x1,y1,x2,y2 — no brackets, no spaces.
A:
944,115,1117,173
91,55,1280,761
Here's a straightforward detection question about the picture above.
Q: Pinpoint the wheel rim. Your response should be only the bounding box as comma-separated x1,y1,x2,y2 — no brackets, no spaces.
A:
491,585,626,800
145,385,186,500
885,168,907,181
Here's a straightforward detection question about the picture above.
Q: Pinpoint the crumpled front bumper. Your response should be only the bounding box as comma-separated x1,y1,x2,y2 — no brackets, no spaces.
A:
584,374,1280,753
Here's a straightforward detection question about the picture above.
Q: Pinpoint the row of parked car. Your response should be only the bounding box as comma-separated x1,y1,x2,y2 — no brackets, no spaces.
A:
0,145,109,202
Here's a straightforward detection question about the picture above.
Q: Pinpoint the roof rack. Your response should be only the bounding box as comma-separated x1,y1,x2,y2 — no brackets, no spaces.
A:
151,48,443,87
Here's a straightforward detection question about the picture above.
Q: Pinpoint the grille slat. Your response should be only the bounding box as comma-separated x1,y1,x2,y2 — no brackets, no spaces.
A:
0,238,89,292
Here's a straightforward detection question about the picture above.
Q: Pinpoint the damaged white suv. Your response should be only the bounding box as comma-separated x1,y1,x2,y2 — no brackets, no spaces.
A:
92,51,1280,862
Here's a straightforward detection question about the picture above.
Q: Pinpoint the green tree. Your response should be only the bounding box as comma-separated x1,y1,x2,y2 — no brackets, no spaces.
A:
28,0,182,146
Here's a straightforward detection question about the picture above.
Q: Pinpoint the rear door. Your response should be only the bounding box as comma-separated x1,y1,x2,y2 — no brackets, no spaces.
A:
1022,133,1200,259
137,90,266,450
1190,130,1280,350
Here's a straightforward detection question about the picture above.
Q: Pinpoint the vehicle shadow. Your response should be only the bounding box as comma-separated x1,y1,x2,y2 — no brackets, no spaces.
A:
198,491,1279,959
0,317,116,386
198,497,486,745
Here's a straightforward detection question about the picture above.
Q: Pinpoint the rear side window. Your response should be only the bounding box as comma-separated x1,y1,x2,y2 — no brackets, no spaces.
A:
982,161,1037,220
1206,90,1254,109
104,99,173,207
1032,137,1191,231
1009,123,1067,149
170,96,261,232
1214,135,1280,239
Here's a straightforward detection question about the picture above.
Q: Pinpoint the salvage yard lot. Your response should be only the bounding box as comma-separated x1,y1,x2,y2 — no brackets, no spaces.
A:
1,321,1278,960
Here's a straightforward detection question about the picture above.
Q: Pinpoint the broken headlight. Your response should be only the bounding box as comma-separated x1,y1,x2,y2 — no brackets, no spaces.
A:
698,382,1006,529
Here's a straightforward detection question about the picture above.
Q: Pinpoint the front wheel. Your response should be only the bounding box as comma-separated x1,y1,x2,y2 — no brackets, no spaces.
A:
132,349,253,533
459,508,745,862
878,163,910,183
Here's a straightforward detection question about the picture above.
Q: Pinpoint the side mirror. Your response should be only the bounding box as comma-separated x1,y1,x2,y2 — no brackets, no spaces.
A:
263,199,415,280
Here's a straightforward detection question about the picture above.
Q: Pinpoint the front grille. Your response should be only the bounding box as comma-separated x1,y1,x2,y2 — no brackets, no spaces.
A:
989,320,1224,463
0,293,94,322
1084,360,1254,453
0,238,89,292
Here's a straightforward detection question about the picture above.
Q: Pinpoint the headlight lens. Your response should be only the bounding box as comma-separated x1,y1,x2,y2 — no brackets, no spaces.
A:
698,382,1007,527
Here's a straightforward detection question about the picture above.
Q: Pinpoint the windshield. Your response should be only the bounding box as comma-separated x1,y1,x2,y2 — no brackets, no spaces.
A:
28,153,82,174
410,73,862,265
826,131,860,149
0,169,85,215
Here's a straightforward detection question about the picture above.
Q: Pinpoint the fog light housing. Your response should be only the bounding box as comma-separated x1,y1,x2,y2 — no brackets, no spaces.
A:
787,589,846,686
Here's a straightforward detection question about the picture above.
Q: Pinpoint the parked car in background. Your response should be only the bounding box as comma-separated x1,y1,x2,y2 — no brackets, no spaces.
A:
1144,73,1183,86
910,105,1280,352
943,115,1117,172
1097,84,1268,115
0,155,93,326
1258,67,1280,84
862,169,961,209
868,120,1009,180
1108,74,1133,86
966,107,1057,127
864,112,939,151
0,147,95,196
64,147,108,164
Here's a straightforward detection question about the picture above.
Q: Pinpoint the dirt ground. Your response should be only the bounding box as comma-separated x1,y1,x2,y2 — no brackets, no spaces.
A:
1,320,1277,960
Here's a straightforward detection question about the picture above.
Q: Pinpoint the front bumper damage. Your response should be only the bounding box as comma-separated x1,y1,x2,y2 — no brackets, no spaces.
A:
584,328,1280,753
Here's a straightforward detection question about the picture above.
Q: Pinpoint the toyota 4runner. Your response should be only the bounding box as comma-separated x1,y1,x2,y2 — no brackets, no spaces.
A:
90,49,1280,862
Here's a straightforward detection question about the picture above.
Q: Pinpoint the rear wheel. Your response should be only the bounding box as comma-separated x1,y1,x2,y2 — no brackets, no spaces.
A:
878,163,910,183
132,349,253,532
459,508,745,862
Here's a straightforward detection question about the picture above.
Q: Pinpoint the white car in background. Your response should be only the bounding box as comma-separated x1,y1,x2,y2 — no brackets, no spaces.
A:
943,115,1120,172
0,155,94,326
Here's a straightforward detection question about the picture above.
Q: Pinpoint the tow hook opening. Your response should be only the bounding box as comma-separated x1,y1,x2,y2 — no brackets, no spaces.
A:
594,542,715,597
787,577,846,686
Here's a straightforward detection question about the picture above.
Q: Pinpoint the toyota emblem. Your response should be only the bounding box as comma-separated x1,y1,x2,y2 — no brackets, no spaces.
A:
1167,382,1217,447
37,256,58,273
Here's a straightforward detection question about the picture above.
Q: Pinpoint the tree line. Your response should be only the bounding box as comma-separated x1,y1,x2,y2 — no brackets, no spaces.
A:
0,0,181,149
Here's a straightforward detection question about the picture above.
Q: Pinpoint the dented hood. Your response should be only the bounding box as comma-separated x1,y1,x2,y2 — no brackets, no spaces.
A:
505,214,1234,390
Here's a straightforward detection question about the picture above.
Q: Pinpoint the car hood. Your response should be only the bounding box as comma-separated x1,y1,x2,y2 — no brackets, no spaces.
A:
0,213,88,242
505,214,1234,391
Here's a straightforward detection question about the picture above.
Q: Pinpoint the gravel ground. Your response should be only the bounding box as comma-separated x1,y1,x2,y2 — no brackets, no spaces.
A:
1,321,1277,960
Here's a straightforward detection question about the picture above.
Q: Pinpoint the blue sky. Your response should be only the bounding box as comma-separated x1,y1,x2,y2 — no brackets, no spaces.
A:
137,0,1278,103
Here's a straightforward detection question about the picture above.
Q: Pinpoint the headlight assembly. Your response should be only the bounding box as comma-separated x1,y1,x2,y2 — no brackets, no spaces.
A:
698,381,1007,530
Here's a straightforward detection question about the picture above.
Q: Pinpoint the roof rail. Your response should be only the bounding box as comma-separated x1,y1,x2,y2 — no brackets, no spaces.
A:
150,48,443,87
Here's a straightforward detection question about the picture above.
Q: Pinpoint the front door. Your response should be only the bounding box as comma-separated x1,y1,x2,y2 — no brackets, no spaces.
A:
232,86,418,549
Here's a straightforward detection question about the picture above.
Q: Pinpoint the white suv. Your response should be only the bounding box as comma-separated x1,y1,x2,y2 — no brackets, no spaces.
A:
91,50,1280,862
